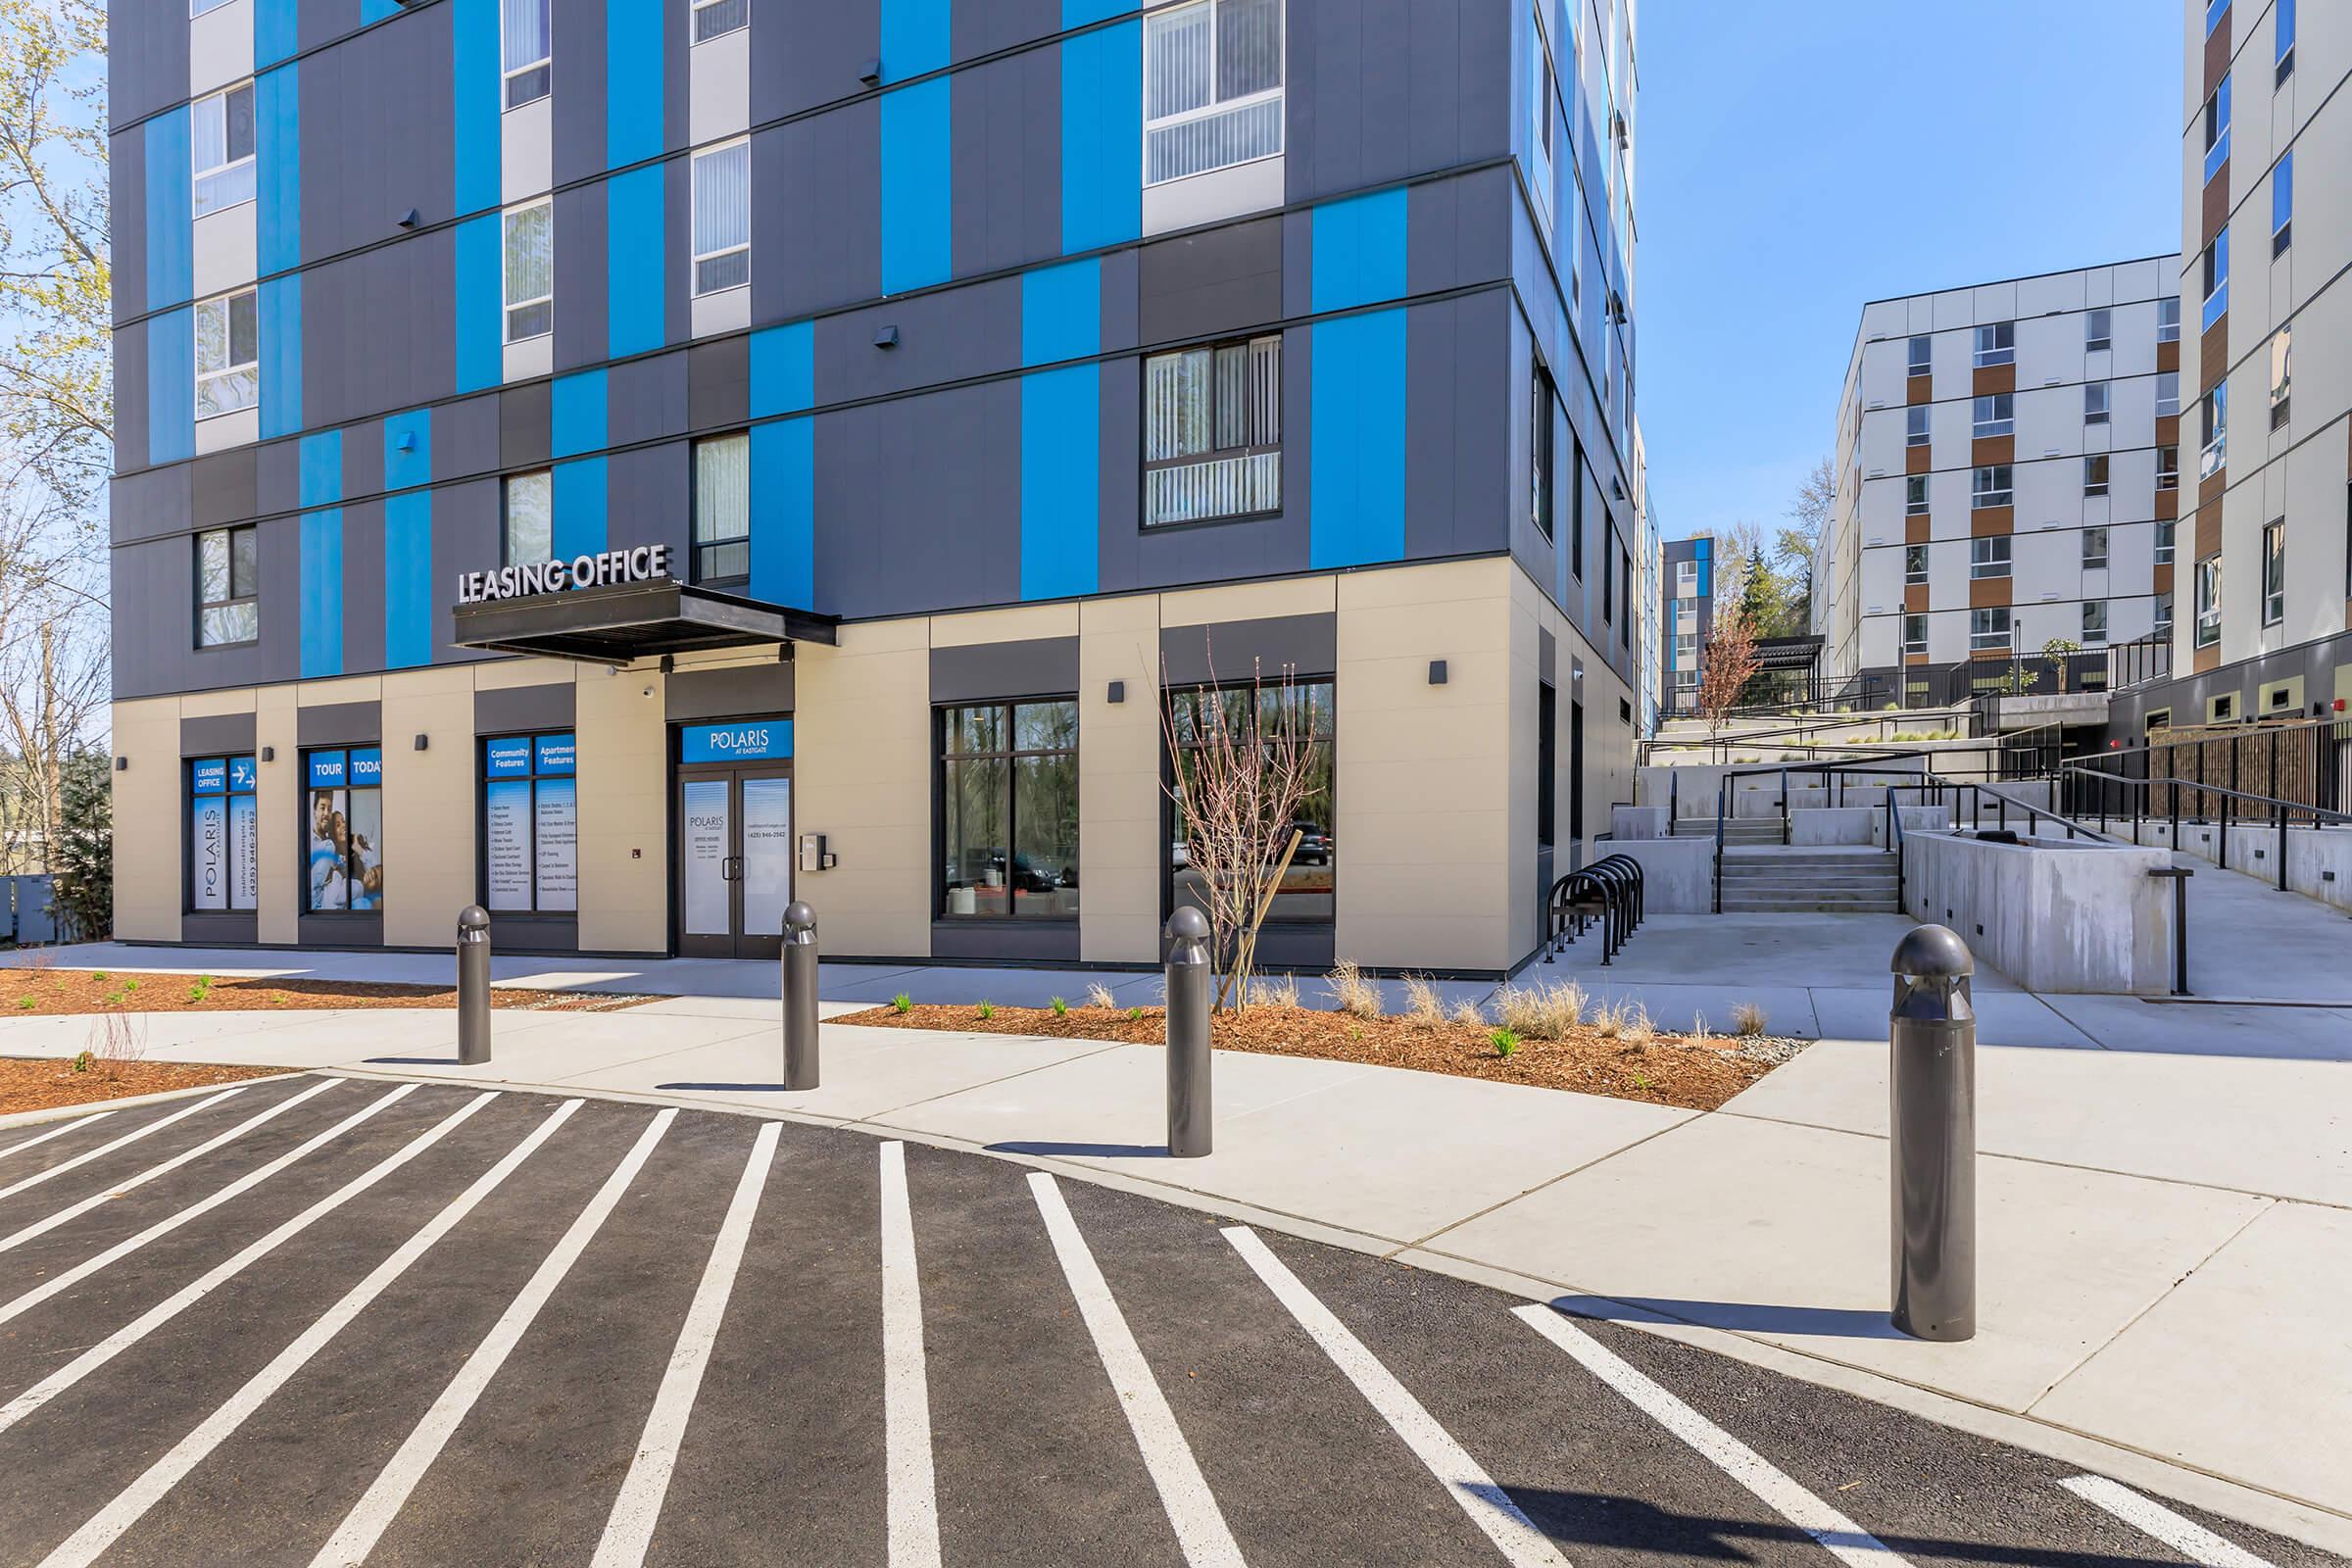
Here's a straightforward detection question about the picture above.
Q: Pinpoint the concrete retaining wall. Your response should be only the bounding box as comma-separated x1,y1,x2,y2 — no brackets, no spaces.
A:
1607,837,1713,913
1611,805,1668,841
1871,804,1952,848
2115,818,2352,913
1901,831,2176,995
1789,808,1876,846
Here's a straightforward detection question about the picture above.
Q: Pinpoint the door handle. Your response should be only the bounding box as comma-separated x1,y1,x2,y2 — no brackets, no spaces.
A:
722,856,742,881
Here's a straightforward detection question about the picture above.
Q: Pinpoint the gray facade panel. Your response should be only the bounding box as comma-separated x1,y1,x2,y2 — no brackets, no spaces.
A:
191,451,259,532
1138,218,1283,348
432,477,501,664
687,336,750,431
301,19,455,265
666,661,795,723
298,235,454,435
256,439,300,519
474,681,576,734
114,517,302,700
951,0,1058,65
750,1,876,124
549,0,610,190
109,0,188,136
180,711,257,756
813,381,1020,619
1407,292,1507,562
816,276,1021,409
1160,612,1338,686
114,318,151,475
111,129,148,323
606,443,690,557
1092,363,1142,587
338,502,388,677
949,48,1059,281
608,353,689,451
1407,166,1511,296
928,637,1081,704
930,920,1079,963
757,105,881,323
340,417,386,505
113,464,192,548
433,395,504,484
1098,247,1140,353
662,156,692,348
554,183,611,373
298,701,381,747
501,382,554,470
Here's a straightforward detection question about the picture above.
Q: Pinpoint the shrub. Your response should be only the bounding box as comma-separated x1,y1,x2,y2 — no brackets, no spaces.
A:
1732,1000,1768,1037
1450,998,1487,1028
1125,1006,1144,1022
1050,996,1068,1016
1494,979,1585,1040
1593,997,1649,1040
1085,982,1118,1010
1251,971,1300,1009
976,1001,994,1020
1490,1028,1520,1058
1324,960,1383,1019
892,993,913,1014
1401,975,1446,1030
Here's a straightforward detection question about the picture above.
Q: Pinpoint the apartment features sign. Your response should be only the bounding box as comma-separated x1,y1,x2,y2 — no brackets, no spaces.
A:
457,545,674,605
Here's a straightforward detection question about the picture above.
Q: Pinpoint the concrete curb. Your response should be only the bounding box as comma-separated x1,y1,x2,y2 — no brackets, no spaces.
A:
0,1068,313,1132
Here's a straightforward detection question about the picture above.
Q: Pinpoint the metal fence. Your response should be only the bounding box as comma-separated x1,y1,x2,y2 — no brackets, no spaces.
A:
2063,715,2352,820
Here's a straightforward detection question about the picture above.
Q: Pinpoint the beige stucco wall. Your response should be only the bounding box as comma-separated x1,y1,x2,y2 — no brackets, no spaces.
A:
791,617,931,958
378,665,479,948
255,687,299,943
111,697,182,943
1077,594,1162,962
575,665,669,952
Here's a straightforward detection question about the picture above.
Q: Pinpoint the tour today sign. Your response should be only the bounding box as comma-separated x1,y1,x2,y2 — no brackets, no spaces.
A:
456,544,675,606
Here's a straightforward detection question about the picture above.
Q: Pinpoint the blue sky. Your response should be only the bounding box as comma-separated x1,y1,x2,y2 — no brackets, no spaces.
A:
1636,2,2181,544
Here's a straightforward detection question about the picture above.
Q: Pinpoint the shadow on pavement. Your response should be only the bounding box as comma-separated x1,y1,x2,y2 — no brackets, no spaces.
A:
656,1082,807,1094
1547,1293,1907,1340
988,1140,1172,1159
362,1056,462,1066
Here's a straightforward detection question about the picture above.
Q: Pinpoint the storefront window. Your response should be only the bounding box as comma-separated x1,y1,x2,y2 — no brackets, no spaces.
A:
188,755,259,911
482,733,577,913
939,701,1079,918
1166,677,1335,924
305,749,384,912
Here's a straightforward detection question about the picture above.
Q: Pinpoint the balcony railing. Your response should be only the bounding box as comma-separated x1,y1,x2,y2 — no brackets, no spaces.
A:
1146,451,1281,527
1147,94,1284,185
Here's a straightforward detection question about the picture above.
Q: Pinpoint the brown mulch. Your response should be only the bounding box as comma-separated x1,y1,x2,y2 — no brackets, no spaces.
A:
832,1003,1796,1112
0,968,656,1016
0,1056,293,1116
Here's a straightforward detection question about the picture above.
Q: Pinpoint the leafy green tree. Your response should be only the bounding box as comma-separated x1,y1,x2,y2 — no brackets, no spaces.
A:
47,745,107,939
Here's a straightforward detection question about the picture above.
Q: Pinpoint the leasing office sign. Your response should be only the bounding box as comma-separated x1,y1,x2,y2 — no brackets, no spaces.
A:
456,545,675,605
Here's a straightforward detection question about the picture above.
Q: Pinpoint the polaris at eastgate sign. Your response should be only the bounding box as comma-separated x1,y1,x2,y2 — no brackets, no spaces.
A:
456,545,675,605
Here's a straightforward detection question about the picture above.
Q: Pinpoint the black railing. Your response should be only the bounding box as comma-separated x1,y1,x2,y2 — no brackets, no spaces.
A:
2059,754,2352,892
2103,632,2173,692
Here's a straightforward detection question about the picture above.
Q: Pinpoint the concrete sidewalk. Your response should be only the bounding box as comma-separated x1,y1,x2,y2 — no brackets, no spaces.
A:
2,998,2345,1553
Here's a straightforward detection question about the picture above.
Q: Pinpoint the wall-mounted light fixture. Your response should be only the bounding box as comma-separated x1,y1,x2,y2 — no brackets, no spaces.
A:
414,733,429,751
260,745,274,762
1106,680,1126,704
396,208,420,229
1428,660,1447,686
872,324,900,350
114,756,128,771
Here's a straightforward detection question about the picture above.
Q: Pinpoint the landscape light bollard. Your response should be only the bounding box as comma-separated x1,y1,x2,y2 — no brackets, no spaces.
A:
781,901,820,1091
456,905,492,1066
1888,924,1976,1343
1163,907,1213,1158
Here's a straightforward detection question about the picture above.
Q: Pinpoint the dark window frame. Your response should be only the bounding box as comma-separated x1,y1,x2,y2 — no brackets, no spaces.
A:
194,523,259,648
935,697,1081,923
184,755,259,915
501,468,552,567
691,430,752,587
1537,680,1556,849
477,731,579,916
1531,362,1555,542
300,746,386,917
1141,331,1284,530
1161,674,1337,931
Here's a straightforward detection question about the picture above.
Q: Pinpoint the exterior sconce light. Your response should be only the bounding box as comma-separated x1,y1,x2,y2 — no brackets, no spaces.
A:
1428,661,1447,686
260,746,274,762
115,756,128,771
396,208,420,229
414,733,430,751
1106,680,1125,704
858,58,882,85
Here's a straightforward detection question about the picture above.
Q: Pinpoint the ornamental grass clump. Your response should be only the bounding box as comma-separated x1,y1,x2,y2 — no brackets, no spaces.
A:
1325,960,1383,1020
1494,978,1586,1041
1401,975,1447,1030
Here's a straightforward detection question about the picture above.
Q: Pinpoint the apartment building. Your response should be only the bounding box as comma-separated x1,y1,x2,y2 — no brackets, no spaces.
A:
1817,257,2183,703
1659,534,1711,713
111,0,1645,976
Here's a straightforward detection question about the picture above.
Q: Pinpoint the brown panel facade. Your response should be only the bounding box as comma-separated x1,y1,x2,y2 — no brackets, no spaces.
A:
2156,414,2180,446
2156,487,2180,520
2194,643,2221,674
1903,582,1930,612
2202,167,2230,248
2154,563,2175,596
1969,576,2013,609
1905,444,1932,475
1969,505,2014,537
2157,339,2180,374
1971,363,2016,397
2205,12,2231,95
2194,500,2222,561
1905,514,1932,544
1971,435,2014,467
1905,373,1933,407
2200,318,2229,392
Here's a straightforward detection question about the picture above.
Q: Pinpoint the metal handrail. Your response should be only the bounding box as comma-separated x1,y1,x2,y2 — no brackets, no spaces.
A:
2059,757,2352,890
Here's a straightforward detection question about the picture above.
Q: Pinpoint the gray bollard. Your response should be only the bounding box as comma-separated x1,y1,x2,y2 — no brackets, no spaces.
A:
1163,907,1213,1157
781,901,819,1091
456,906,492,1065
1888,924,1977,1342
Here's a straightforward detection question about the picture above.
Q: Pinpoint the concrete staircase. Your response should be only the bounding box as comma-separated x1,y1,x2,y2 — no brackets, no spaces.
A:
1671,814,1783,847
1715,847,1902,913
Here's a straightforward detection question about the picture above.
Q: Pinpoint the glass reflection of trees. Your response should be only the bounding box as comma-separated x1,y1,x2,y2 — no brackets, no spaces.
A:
1167,677,1335,925
940,700,1080,918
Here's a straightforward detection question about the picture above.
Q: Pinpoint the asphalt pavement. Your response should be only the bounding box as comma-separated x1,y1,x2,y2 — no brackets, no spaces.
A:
0,1074,2334,1567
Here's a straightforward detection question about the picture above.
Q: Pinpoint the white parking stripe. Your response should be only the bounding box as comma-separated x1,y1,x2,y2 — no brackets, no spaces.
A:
1033,1174,1247,1568
879,1141,941,1568
0,1085,462,1438
0,1082,421,1338
34,1099,582,1568
0,1111,116,1164
306,1106,675,1568
0,1087,248,1204
1511,1304,1909,1566
0,1079,341,1258
1225,1228,1570,1568
2059,1475,2278,1568
589,1119,779,1568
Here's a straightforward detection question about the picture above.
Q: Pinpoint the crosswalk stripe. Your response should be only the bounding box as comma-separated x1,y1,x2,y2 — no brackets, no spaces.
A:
1226,1227,1571,1568
0,1087,248,1205
306,1106,675,1568
32,1100,583,1568
1033,1174,1247,1568
1510,1304,1909,1566
0,1110,117,1165
0,1082,422,1339
2059,1475,2277,1568
0,1079,341,1258
879,1141,942,1568
0,1085,466,1438
589,1118,779,1568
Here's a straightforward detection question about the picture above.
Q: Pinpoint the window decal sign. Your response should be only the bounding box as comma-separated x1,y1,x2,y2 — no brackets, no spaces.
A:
227,756,259,792
348,747,383,784
484,779,534,909
484,736,534,778
191,758,229,795
308,751,348,789
534,733,576,775
679,720,792,763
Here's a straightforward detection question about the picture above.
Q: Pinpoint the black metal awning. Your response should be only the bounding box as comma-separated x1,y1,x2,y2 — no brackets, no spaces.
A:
452,579,838,666
1751,634,1825,673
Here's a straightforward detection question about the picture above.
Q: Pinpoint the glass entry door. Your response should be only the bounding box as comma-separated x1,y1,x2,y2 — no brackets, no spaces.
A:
676,767,793,959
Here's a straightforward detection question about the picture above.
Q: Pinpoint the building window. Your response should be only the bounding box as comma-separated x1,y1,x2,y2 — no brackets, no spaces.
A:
2201,228,2229,333
1144,333,1281,526
1143,0,1285,187
1905,474,1929,516
1675,558,1696,597
2083,381,2109,425
692,433,750,583
187,756,260,912
1167,677,1333,925
1905,543,1928,584
2082,599,2107,644
1673,633,1695,668
2157,295,2180,343
1969,606,2011,652
1971,465,2011,510
2082,526,2109,568
691,139,750,296
2084,309,2111,351
2154,591,2174,640
196,524,259,646
1969,536,2011,580
503,0,552,108
2262,519,2284,625
1972,321,2013,368
2193,557,2222,648
1536,682,1556,848
191,0,236,13
2277,0,2295,82
2156,370,2180,417
691,0,746,44
1601,526,1615,623
503,200,553,342
1619,549,1632,647
1530,365,1554,540
1906,406,1929,447
2203,74,2231,183
194,289,259,418
192,82,256,218
1906,335,1931,376
939,701,1080,920
2272,149,2292,256
2269,325,2290,429
1902,613,1928,658
482,733,576,912
2199,381,2228,479
306,748,386,913
1568,443,1585,578
2157,445,2179,493
2155,515,2176,564
502,470,552,564
2082,454,2109,498
1972,393,2012,437
1527,5,1556,227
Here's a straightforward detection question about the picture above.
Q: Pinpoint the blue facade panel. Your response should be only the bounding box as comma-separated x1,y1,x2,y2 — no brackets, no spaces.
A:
552,368,610,458
751,419,813,609
1059,21,1141,255
1021,367,1099,601
451,0,501,216
254,0,298,68
1309,308,1407,569
360,0,403,23
382,408,432,491
882,0,952,80
749,321,814,416
143,108,192,313
606,167,666,359
298,430,346,680
453,214,503,393
881,79,953,295
382,489,433,668
1062,0,1135,24
606,0,664,169
1020,259,1100,368
256,65,300,275
553,458,609,559
299,429,344,509
1311,187,1409,314
146,308,195,466
258,274,303,439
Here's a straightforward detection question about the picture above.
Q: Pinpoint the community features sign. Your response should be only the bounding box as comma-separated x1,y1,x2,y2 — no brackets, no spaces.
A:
457,545,674,606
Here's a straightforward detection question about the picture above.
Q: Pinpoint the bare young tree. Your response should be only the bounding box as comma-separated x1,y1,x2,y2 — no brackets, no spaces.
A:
1697,606,1760,738
1160,657,1325,1012
0,463,107,872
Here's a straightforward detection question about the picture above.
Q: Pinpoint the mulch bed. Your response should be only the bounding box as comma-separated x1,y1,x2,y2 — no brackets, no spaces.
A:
0,969,656,1016
0,1056,293,1116
832,1003,1805,1113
